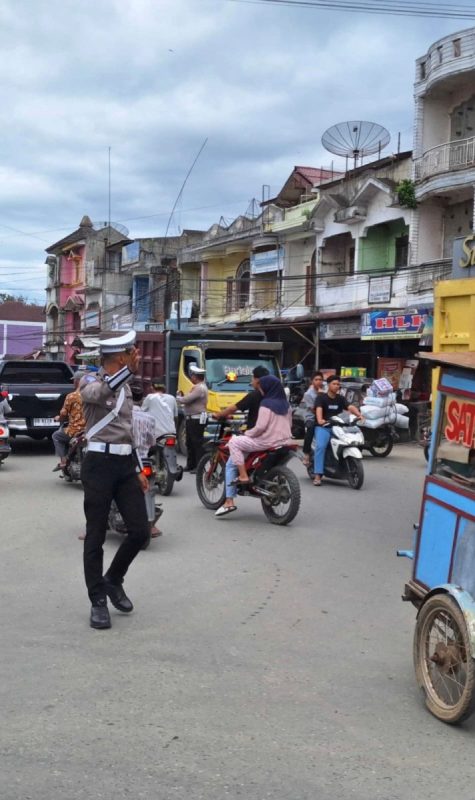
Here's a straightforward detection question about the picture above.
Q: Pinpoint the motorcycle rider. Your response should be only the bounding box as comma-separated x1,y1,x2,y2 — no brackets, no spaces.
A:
215,375,292,517
131,381,162,538
301,371,324,467
142,379,178,437
0,385,12,421
313,375,363,486
215,365,269,430
52,372,86,472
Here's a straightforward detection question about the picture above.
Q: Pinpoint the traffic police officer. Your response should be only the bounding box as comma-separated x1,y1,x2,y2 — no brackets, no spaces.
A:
80,330,149,629
177,364,208,472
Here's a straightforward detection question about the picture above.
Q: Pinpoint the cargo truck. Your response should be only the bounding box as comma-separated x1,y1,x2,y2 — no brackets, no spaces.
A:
431,277,475,399
135,329,283,453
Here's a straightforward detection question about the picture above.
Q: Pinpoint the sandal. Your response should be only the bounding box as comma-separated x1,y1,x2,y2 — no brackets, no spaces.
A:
313,477,322,486
302,454,311,467
150,527,162,538
215,505,237,517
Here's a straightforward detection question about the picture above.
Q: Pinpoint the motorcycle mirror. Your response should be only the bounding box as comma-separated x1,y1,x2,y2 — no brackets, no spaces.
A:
286,364,304,383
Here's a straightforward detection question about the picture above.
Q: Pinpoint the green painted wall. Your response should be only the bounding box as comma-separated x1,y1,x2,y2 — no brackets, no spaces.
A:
358,219,408,272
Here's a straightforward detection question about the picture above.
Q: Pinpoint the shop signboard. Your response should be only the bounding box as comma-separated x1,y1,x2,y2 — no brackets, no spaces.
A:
361,308,429,340
368,275,392,304
250,247,284,274
452,235,475,279
319,318,361,340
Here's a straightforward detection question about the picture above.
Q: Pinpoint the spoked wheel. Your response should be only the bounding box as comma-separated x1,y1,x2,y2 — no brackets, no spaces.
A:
345,457,364,489
368,433,393,458
260,466,301,526
196,452,226,509
414,594,475,724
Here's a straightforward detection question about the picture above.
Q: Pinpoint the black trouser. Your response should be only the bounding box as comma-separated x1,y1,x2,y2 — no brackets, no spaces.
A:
303,421,315,455
185,418,206,469
81,452,149,603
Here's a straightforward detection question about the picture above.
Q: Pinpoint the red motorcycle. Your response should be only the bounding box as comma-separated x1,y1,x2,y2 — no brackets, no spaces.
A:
195,420,301,526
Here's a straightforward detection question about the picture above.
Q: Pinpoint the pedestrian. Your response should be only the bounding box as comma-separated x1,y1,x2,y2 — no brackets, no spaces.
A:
313,374,363,486
142,379,178,437
215,374,292,517
80,330,150,630
301,371,324,467
176,364,208,473
215,365,269,430
52,372,86,471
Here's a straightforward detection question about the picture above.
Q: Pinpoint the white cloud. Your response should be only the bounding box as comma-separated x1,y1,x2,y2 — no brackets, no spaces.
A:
0,0,462,295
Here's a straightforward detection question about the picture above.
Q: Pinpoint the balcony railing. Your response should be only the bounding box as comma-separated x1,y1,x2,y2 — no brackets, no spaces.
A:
415,137,475,181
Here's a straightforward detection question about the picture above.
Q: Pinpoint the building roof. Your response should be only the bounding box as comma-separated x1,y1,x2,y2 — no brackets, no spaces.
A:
0,301,46,322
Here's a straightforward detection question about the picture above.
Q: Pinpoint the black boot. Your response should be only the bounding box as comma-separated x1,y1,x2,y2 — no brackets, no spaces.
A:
90,599,111,629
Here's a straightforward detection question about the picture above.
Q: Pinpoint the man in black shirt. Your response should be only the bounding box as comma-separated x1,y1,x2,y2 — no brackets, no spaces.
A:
215,366,269,429
313,375,363,485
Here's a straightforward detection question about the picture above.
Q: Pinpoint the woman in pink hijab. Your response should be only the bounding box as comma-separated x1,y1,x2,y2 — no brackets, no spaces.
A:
215,374,292,517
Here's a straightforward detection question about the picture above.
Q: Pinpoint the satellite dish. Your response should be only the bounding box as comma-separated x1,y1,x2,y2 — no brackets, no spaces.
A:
322,121,391,168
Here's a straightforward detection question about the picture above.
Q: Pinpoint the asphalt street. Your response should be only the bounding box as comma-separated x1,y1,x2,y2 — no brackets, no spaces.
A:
2,440,475,800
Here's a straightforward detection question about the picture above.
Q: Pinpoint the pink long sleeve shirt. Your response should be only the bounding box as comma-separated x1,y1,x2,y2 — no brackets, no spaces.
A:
227,405,292,465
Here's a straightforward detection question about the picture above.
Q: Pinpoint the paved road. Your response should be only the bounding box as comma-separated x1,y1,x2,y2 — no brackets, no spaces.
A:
1,439,474,800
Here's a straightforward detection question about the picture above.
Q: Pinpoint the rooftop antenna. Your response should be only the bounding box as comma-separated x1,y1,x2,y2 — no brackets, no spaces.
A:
162,138,208,255
322,121,391,170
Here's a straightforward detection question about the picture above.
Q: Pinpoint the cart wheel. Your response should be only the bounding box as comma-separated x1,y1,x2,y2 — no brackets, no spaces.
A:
413,593,475,724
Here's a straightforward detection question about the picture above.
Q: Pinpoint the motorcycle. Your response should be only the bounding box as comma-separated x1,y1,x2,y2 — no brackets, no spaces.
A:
360,423,397,458
153,433,183,495
195,419,301,525
60,431,87,482
307,413,365,490
0,419,11,464
107,457,162,550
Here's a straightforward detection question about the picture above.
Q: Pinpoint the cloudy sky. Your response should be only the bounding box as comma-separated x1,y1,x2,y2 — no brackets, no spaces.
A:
0,0,466,301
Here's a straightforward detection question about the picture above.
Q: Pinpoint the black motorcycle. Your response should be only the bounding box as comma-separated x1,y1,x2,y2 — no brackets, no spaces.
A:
61,431,87,482
360,424,397,458
153,433,183,495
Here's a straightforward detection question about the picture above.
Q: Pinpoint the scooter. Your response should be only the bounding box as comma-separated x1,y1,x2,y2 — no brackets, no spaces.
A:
0,419,12,464
153,433,183,495
307,413,365,490
107,457,162,549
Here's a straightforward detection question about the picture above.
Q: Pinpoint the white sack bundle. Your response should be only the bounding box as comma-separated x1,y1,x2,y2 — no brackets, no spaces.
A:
395,403,409,415
363,394,396,408
361,404,397,422
395,414,409,429
361,417,387,429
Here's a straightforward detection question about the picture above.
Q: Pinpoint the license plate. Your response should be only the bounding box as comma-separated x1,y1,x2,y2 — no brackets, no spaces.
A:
33,418,58,427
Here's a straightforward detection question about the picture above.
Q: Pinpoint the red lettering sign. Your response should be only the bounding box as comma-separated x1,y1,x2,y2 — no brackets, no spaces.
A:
445,398,475,448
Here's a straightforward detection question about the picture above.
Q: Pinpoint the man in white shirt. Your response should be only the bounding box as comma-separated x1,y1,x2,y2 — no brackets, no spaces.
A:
142,380,178,437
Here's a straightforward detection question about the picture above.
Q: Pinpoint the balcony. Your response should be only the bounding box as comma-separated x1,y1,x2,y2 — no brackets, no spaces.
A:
415,136,475,182
315,260,451,313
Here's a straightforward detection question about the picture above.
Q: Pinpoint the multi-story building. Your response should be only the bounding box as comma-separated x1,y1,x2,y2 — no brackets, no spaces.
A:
44,216,133,362
412,26,475,264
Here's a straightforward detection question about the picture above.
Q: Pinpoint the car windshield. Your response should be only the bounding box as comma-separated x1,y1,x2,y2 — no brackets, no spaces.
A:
0,362,73,384
204,351,279,391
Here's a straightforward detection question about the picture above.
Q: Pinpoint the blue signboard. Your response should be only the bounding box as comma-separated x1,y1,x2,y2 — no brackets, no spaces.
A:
361,308,430,340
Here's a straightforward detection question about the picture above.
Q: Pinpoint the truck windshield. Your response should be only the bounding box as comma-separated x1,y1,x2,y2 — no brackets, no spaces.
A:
205,351,279,390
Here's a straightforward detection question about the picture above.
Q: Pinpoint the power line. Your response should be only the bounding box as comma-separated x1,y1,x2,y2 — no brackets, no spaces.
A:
226,0,475,18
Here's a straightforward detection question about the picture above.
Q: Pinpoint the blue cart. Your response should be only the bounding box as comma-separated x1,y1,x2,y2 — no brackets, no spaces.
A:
399,352,475,724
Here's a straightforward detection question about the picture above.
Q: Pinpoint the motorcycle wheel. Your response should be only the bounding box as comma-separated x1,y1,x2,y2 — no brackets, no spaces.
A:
368,433,393,458
345,457,364,490
260,465,301,526
196,452,226,509
177,421,188,457
156,458,175,496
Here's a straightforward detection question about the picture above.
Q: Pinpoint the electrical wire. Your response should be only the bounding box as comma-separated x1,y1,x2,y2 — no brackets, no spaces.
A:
226,0,475,18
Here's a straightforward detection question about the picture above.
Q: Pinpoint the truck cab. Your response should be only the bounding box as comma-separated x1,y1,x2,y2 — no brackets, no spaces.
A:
177,340,282,414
